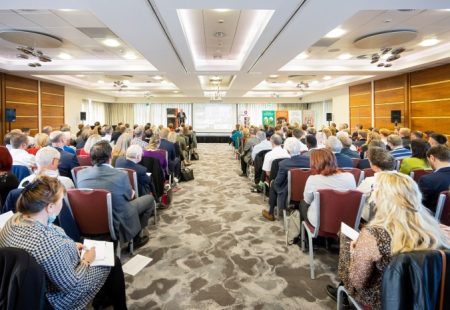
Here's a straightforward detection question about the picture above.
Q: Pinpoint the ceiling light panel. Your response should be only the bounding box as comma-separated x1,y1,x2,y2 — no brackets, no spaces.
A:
324,27,346,38
419,38,440,47
178,9,274,70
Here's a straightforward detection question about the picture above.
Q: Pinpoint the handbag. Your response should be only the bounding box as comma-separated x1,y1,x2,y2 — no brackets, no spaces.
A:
160,183,173,207
180,167,194,182
191,151,199,160
286,209,301,246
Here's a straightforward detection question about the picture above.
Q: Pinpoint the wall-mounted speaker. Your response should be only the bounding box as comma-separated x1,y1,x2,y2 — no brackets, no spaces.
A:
80,112,86,121
391,110,401,123
326,113,332,121
5,108,16,122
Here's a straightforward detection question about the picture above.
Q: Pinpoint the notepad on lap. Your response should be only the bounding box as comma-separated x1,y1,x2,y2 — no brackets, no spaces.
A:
341,222,359,241
0,211,13,230
81,239,114,267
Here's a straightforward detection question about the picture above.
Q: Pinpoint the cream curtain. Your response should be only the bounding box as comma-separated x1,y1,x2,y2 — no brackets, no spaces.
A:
81,99,107,125
107,103,134,125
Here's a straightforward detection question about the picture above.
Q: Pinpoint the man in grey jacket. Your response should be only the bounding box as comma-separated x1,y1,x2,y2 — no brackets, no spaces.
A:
77,140,154,249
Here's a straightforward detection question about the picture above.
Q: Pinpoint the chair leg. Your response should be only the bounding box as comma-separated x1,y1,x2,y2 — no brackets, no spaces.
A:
283,209,287,231
301,223,306,251
337,286,345,310
154,206,157,225
116,240,121,259
308,234,315,279
129,240,134,256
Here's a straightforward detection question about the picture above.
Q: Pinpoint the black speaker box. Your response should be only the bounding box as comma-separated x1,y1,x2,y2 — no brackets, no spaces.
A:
391,110,401,123
5,108,16,122
80,112,86,121
326,113,332,121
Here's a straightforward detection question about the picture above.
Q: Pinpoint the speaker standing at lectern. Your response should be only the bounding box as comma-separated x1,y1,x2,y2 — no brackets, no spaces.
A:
177,109,186,126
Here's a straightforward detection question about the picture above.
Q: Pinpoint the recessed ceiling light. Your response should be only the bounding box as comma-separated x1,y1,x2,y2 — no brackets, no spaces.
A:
295,51,309,60
58,52,72,60
102,38,121,47
97,80,105,84
59,9,77,12
123,52,137,60
122,80,130,84
323,76,332,80
269,75,279,78
338,53,352,60
214,9,231,13
419,38,440,47
75,75,85,78
153,75,163,80
325,27,346,38
173,90,180,93
310,80,319,85
210,76,221,81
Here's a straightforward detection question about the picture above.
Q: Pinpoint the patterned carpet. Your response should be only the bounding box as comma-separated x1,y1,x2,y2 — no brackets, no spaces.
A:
124,143,338,309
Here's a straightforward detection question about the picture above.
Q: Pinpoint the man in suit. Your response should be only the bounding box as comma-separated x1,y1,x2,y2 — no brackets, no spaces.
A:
177,109,186,126
325,136,353,168
77,141,154,248
115,145,153,196
263,138,310,221
49,131,79,180
418,145,450,212
159,128,180,180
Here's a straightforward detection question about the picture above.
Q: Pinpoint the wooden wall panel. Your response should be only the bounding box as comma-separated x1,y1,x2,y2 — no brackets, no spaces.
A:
374,74,407,130
349,82,372,129
41,81,64,129
410,64,450,137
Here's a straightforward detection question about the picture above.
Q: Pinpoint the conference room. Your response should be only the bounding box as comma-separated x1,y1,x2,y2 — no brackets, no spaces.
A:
0,0,449,309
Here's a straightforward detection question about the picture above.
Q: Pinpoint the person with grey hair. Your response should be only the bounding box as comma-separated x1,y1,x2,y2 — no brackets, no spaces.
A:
49,131,79,179
292,128,308,153
131,125,149,149
262,134,290,174
239,127,259,176
19,146,75,189
325,136,353,168
388,134,412,159
115,144,153,196
263,137,310,221
338,135,360,159
9,132,36,169
251,130,272,161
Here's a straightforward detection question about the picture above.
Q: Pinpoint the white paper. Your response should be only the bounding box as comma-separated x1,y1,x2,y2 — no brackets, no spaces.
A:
81,239,114,267
341,222,359,241
0,211,13,230
122,254,153,276
146,172,152,178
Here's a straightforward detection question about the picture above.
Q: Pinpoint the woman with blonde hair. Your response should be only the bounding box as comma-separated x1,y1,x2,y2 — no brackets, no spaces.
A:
80,134,102,156
330,172,450,308
111,133,132,166
27,133,49,155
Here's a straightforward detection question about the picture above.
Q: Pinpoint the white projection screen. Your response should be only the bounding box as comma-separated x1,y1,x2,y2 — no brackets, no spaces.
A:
193,103,236,134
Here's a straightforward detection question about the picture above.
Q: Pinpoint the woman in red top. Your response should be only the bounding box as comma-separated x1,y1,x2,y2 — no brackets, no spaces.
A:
27,133,49,155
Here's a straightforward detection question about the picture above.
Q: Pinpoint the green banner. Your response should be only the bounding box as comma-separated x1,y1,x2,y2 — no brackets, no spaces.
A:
262,110,275,127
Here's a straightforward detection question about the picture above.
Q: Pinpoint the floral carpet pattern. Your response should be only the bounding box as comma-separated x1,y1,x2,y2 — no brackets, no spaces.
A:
124,143,338,309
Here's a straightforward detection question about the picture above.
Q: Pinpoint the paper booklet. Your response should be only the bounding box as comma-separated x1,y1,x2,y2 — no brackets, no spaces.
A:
122,254,153,276
341,222,359,241
0,211,13,230
81,239,115,267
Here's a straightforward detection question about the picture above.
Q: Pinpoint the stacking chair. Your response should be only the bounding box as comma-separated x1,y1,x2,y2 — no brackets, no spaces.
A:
70,166,90,184
65,188,125,256
301,189,367,279
76,155,92,166
435,191,450,226
341,167,365,186
409,168,432,183
351,158,360,168
362,168,375,178
116,168,139,197
11,165,31,182
263,158,285,202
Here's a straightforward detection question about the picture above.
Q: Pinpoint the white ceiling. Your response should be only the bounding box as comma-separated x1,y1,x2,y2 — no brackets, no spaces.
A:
0,0,449,100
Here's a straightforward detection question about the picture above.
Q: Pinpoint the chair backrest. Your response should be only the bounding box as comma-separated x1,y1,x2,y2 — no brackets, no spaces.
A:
269,158,286,181
11,165,31,182
76,155,92,166
76,149,82,155
116,168,139,197
341,167,364,185
0,247,47,310
395,159,402,171
435,191,450,226
362,168,375,178
351,158,360,168
70,166,90,184
315,189,366,236
287,168,313,204
409,169,432,183
65,188,116,240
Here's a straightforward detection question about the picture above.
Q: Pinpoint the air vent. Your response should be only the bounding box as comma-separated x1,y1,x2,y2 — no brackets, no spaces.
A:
77,27,117,39
312,37,340,47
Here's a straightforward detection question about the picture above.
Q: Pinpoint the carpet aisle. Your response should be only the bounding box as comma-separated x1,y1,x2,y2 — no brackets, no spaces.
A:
125,143,338,309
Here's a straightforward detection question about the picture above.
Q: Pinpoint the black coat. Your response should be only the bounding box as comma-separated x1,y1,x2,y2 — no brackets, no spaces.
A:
140,156,165,199
54,147,79,180
418,167,450,212
115,157,153,197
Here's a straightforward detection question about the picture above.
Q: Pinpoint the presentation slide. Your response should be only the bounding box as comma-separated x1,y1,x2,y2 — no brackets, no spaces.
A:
193,103,236,134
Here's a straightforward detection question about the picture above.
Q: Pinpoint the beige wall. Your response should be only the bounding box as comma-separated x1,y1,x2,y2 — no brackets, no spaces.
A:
302,87,349,126
64,86,114,132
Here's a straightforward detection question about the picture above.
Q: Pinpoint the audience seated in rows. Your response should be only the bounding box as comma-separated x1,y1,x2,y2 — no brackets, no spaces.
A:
304,134,318,156
418,145,450,212
338,135,360,159
300,148,356,228
263,137,310,221
399,139,430,175
159,128,181,180
116,145,152,196
399,127,411,149
9,133,36,170
112,133,132,167
330,172,449,309
131,126,148,149
240,127,259,176
19,147,75,190
292,128,309,153
26,133,49,155
49,131,79,180
0,176,127,309
251,130,272,161
0,147,19,206
324,136,353,168
76,141,155,248
388,134,412,159
80,134,102,156
262,134,290,175
428,133,447,147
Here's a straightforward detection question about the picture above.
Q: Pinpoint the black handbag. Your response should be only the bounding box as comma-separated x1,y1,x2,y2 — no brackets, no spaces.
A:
180,168,194,182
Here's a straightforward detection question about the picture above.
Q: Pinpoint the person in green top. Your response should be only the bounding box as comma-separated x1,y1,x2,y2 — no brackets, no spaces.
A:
399,139,430,175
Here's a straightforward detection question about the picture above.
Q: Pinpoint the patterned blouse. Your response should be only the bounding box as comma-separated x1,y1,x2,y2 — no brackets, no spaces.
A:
0,213,110,310
339,226,392,309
